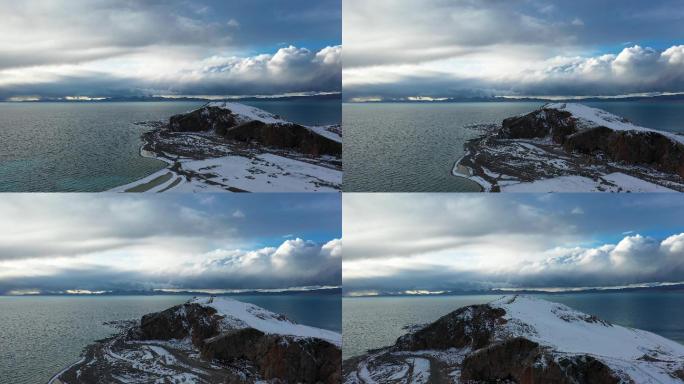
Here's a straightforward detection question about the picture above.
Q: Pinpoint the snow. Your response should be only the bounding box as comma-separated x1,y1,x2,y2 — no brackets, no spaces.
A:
180,153,341,192
190,297,342,346
407,358,430,384
207,102,287,125
502,173,676,193
546,103,684,144
110,101,341,193
308,125,342,143
491,296,684,383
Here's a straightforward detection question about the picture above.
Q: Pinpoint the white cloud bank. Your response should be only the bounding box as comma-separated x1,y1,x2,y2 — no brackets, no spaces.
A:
0,0,342,99
0,195,342,293
343,194,684,293
343,0,684,99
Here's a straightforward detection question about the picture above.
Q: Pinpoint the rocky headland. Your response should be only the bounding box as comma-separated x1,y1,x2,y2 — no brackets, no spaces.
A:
112,102,342,193
49,297,342,384
343,296,684,383
453,103,684,192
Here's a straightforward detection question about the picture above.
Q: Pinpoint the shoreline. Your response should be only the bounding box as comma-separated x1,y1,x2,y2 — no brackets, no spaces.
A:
450,106,684,193
109,112,343,193
108,145,185,193
47,357,85,384
451,153,487,192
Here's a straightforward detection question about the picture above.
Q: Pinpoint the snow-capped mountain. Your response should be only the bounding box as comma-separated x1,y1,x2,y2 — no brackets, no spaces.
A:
344,295,684,383
50,297,342,384
453,103,684,192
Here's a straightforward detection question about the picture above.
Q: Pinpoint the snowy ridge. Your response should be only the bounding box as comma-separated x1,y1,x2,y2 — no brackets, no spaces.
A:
52,297,342,383
492,295,684,383
110,101,342,193
207,101,288,125
191,297,342,346
545,102,684,144
207,101,342,143
452,103,684,193
345,295,684,383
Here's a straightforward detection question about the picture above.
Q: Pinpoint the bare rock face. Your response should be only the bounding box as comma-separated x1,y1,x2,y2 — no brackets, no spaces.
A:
344,296,684,384
500,106,684,177
138,303,221,345
564,128,684,177
460,337,620,384
202,329,341,384
222,120,342,157
169,106,238,133
501,108,576,142
134,301,341,384
168,104,342,157
394,305,505,351
53,299,342,384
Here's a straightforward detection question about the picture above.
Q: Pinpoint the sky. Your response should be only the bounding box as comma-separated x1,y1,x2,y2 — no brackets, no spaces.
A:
343,0,684,101
0,0,341,101
343,194,684,295
0,194,341,295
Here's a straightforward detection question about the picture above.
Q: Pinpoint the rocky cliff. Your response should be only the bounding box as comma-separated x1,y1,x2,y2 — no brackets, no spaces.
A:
343,296,684,384
501,103,684,177
453,103,684,192
51,297,342,384
169,102,342,157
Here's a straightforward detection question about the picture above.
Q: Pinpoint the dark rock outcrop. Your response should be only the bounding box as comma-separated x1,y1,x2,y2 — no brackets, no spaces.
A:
202,329,341,384
343,296,683,384
500,106,684,177
394,305,505,351
138,303,221,346
131,301,341,384
168,105,342,157
501,109,576,143
170,106,238,133
461,337,621,384
222,120,341,157
564,128,684,177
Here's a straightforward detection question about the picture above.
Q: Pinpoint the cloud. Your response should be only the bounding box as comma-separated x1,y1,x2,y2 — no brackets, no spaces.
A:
343,0,684,99
516,233,684,287
0,238,342,293
343,194,684,293
0,194,341,293
0,44,342,99
0,0,341,98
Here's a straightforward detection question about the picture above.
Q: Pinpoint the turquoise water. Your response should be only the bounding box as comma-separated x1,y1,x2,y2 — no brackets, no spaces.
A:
342,101,684,192
342,292,684,359
0,294,341,384
0,99,340,192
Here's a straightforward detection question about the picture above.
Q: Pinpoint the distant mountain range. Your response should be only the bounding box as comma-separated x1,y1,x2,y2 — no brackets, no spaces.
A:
5,287,341,297
10,93,341,103
345,282,684,297
346,93,684,103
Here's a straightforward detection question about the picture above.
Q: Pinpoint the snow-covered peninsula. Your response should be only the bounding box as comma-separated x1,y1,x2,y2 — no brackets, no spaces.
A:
49,297,342,384
453,103,684,192
111,102,342,193
344,295,684,383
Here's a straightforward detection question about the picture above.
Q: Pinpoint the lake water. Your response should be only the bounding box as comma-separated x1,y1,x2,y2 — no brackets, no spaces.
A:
342,292,684,359
0,99,340,192
342,101,684,192
0,294,341,384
